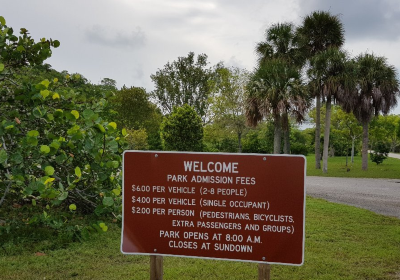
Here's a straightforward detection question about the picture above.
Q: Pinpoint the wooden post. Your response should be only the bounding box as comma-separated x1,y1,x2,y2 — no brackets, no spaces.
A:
150,255,163,280
258,263,271,280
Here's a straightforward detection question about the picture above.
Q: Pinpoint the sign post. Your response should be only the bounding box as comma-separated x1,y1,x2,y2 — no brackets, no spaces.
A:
121,151,306,276
150,255,163,280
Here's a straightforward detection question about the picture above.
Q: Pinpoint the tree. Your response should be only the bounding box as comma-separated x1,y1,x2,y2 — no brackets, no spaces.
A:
125,128,149,150
308,47,350,172
203,123,238,153
256,22,302,66
247,58,307,154
344,53,399,170
111,86,162,150
160,104,203,152
241,123,274,154
370,115,400,153
330,106,362,164
209,66,249,152
150,52,214,122
253,22,307,154
297,11,345,169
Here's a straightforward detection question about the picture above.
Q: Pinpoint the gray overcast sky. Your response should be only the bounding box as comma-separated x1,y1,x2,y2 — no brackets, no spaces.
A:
2,0,400,114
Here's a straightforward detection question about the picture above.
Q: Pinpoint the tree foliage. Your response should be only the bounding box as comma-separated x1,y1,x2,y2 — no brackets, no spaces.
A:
160,104,203,152
209,66,249,152
150,52,214,121
111,86,162,150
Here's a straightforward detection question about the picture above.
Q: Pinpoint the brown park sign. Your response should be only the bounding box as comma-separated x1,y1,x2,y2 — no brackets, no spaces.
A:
121,151,306,265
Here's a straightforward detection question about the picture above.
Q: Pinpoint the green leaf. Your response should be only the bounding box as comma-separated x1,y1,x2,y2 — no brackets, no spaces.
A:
26,137,38,146
122,128,127,136
0,63,4,72
41,79,50,88
102,197,114,207
54,109,63,118
32,199,37,206
40,90,50,99
47,114,54,121
107,140,118,153
10,153,23,164
23,187,33,196
82,109,95,120
49,140,61,149
0,16,6,26
40,145,50,154
99,223,108,232
53,40,60,48
0,149,7,166
106,161,119,168
27,130,39,137
56,153,67,164
16,45,25,52
58,191,68,201
44,177,55,185
71,110,79,119
95,124,106,133
108,122,117,130
52,93,60,100
33,107,44,118
44,166,55,176
75,166,82,178
69,204,77,211
112,189,121,196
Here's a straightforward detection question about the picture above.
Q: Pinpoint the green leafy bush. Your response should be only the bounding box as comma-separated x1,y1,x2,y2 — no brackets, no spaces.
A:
0,17,126,223
370,142,390,165
160,104,203,151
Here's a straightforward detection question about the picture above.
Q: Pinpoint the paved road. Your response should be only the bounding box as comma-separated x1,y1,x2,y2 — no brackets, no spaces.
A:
389,153,400,159
306,176,400,219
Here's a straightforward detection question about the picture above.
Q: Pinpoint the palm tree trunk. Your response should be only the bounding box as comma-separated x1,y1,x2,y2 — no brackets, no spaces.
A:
238,132,242,153
283,129,290,154
322,96,332,173
283,113,290,154
314,95,321,169
274,114,282,154
362,121,369,170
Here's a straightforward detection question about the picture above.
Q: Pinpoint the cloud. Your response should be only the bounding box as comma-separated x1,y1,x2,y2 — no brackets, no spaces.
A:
85,25,146,49
297,0,400,41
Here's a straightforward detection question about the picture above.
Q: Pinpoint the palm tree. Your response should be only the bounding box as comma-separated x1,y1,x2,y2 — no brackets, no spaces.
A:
308,47,350,173
246,58,307,154
297,11,345,169
253,23,306,153
343,53,399,170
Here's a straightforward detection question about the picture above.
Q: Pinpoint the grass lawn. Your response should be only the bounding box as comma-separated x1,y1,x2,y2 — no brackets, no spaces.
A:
306,154,400,178
1,197,399,279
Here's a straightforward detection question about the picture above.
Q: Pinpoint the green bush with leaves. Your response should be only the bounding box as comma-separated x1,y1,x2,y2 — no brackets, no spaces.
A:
160,104,203,151
370,142,390,165
0,17,126,221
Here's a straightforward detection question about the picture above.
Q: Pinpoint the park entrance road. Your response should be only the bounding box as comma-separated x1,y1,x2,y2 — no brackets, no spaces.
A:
306,176,400,219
